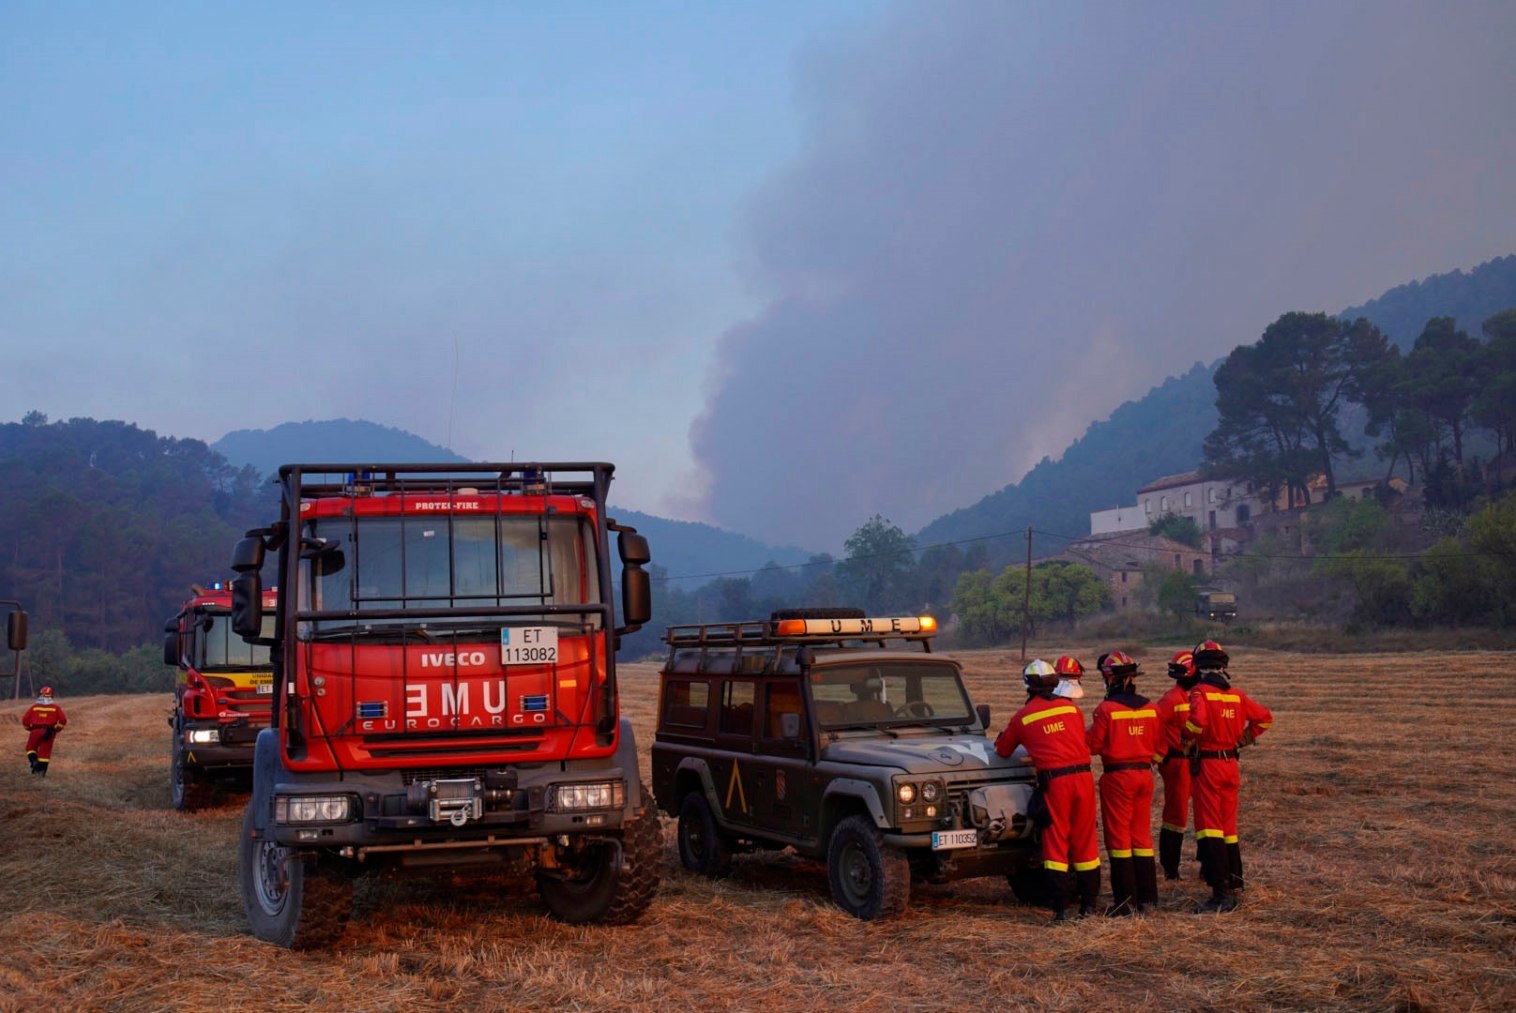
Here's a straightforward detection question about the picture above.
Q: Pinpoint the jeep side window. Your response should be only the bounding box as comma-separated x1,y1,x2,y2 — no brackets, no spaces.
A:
762,681,804,740
663,679,710,729
719,680,756,736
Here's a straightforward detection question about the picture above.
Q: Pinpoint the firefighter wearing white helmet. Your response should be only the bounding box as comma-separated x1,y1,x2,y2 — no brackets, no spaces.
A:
994,659,1100,920
22,686,67,777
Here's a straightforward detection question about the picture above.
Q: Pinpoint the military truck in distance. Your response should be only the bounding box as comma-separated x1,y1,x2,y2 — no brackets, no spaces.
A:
163,583,278,810
651,610,1042,920
1196,590,1238,622
228,463,659,948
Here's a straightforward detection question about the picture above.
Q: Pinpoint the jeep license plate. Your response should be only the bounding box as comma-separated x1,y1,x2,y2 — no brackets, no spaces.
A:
931,829,978,850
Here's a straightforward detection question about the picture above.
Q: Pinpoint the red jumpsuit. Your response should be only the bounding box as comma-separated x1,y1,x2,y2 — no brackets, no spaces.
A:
995,695,1099,884
1184,676,1271,899
1087,694,1159,860
22,699,67,774
1154,682,1195,877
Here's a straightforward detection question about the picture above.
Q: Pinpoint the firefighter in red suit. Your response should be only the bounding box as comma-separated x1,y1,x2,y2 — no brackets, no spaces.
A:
994,658,1100,921
1154,649,1201,880
22,686,67,776
1088,650,1161,915
1183,641,1272,912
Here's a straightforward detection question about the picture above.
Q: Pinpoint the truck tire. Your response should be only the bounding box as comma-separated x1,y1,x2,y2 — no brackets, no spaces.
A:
677,791,733,878
770,607,866,621
170,730,215,812
538,783,661,925
239,802,353,949
827,814,909,920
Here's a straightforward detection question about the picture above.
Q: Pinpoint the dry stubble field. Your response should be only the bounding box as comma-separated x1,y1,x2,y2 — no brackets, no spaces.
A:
1,645,1513,1012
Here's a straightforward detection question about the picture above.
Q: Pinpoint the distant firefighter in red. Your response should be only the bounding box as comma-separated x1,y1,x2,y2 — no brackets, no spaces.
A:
22,686,67,776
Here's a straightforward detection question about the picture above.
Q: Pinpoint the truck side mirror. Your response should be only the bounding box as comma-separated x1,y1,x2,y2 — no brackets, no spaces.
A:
614,526,652,633
231,535,265,573
163,632,180,666
231,573,263,638
7,611,27,652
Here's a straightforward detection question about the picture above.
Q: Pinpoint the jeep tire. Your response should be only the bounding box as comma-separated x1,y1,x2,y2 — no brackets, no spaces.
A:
538,783,661,925
677,790,733,878
826,814,910,920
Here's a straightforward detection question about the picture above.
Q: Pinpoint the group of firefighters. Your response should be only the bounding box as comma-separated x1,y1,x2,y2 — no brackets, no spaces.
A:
994,640,1272,918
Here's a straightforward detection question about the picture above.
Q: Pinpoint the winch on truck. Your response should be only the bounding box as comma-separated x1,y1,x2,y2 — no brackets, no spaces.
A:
163,583,277,810
651,608,1043,920
228,462,658,948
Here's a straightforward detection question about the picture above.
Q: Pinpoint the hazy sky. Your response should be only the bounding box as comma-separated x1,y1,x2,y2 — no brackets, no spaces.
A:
5,3,1514,552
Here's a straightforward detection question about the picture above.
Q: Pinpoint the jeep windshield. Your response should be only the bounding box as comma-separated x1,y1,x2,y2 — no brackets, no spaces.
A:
808,661,973,727
297,513,602,638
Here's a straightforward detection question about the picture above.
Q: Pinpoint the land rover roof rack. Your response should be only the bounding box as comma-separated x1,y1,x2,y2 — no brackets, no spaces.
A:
663,614,938,649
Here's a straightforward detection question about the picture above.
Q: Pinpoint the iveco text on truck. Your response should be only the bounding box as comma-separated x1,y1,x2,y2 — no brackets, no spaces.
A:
229,463,658,948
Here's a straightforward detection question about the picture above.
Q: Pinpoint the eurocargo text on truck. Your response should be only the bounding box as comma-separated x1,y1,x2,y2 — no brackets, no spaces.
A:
163,583,278,810
227,463,658,948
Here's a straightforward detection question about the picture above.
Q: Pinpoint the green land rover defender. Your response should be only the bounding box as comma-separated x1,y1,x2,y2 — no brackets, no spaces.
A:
650,609,1043,920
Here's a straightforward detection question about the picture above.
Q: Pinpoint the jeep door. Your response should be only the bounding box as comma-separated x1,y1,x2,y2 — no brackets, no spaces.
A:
752,678,815,842
709,677,759,830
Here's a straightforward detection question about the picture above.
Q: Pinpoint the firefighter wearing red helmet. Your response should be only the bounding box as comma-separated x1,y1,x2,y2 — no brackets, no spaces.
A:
22,686,67,777
1087,650,1161,914
1183,640,1272,912
1154,648,1200,880
994,658,1100,921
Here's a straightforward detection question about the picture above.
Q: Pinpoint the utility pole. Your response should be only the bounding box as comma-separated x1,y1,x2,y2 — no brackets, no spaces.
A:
1020,527,1032,662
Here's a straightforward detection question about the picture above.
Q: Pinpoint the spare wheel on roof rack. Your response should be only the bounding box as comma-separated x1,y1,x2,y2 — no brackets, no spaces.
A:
770,607,866,622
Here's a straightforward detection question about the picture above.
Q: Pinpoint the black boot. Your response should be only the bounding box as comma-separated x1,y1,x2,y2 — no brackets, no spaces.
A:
1227,842,1244,892
35,762,47,777
1106,857,1135,916
1193,838,1236,912
1047,869,1073,922
1134,855,1159,913
1076,867,1102,918
27,752,38,773
1159,827,1183,880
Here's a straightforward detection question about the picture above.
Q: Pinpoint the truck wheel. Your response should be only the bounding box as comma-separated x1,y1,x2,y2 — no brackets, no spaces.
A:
677,791,733,878
1008,864,1046,906
239,802,353,949
827,815,909,920
538,784,662,925
170,737,215,812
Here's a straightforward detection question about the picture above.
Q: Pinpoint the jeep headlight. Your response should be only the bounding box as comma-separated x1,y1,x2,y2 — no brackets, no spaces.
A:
274,795,357,824
921,781,941,803
897,782,917,804
549,780,626,812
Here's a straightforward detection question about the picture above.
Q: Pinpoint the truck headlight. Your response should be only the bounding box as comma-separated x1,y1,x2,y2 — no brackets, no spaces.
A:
548,781,626,812
274,795,357,824
186,728,220,745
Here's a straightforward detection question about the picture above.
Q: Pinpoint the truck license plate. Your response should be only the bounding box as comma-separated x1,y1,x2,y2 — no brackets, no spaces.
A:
501,626,559,665
931,829,978,850
256,682,273,695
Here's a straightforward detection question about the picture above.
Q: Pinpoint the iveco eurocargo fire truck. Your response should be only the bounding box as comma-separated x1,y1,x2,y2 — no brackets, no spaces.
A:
228,463,657,948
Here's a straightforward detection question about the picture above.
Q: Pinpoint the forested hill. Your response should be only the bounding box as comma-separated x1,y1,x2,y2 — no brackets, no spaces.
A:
213,419,469,478
1341,254,1516,348
914,362,1219,566
0,415,274,652
913,253,1516,566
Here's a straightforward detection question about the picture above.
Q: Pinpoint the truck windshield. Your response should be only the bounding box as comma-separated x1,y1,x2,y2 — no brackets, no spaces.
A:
198,613,274,670
809,662,973,727
300,513,601,630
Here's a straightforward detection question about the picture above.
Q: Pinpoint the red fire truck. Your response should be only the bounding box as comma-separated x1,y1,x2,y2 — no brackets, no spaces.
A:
228,463,658,948
163,584,278,810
